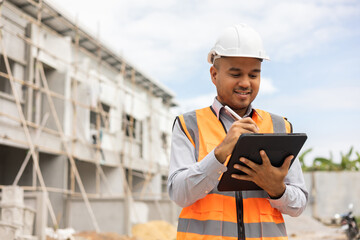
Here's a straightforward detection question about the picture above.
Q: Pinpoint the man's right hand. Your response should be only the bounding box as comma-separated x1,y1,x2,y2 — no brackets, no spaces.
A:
214,117,259,163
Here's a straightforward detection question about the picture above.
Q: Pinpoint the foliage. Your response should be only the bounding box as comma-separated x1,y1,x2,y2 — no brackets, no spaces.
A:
299,147,360,171
298,148,313,171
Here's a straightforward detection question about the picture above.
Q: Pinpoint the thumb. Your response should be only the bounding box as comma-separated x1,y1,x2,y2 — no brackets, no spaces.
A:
281,155,294,171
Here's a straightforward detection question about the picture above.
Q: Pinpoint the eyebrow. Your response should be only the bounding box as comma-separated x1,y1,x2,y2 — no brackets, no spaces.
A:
228,67,261,73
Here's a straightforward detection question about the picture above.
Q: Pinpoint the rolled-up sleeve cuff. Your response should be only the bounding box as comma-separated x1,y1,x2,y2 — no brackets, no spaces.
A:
268,186,289,208
198,149,227,182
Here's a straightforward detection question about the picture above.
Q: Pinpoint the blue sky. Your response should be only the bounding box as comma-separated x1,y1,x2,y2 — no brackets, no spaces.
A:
50,0,360,165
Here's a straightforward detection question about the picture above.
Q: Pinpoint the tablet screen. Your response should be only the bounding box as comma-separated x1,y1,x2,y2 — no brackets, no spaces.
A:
217,133,307,191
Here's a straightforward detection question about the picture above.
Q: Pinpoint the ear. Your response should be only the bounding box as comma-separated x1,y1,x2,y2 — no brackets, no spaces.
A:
210,66,217,85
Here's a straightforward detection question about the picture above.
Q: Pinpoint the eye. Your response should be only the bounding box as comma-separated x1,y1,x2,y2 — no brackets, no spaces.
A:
230,73,241,78
249,74,258,79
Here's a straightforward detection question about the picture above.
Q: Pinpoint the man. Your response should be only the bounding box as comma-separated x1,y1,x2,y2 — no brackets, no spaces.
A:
168,24,308,240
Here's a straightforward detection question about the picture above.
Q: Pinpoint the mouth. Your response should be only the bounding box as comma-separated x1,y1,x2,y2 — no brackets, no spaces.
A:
234,89,252,95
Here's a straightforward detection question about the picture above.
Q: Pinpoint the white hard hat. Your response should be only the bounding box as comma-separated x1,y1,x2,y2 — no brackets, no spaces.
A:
207,24,270,64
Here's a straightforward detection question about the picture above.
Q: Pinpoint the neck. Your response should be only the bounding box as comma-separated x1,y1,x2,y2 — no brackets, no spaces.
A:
235,107,249,118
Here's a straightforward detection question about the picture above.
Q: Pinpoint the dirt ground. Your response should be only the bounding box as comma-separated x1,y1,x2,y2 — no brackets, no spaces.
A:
69,221,176,240
285,215,346,240
51,216,347,240
70,232,134,240
72,232,137,240
131,220,176,240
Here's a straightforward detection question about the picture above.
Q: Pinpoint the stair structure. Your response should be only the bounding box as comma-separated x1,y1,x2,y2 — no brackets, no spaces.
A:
0,186,37,240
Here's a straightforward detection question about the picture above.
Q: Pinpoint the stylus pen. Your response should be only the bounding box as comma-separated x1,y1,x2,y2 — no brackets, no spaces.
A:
224,105,242,121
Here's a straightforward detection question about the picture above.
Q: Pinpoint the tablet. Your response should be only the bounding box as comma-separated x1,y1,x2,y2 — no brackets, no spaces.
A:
217,133,307,191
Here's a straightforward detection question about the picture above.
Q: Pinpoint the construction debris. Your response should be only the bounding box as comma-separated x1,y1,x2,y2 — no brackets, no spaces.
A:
45,228,76,240
131,221,176,240
72,232,137,240
44,221,177,240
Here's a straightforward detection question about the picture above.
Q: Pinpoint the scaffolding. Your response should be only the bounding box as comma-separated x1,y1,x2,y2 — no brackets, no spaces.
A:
0,0,178,238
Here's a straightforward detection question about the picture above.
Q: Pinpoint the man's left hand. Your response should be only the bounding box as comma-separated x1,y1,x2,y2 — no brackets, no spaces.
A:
231,150,294,198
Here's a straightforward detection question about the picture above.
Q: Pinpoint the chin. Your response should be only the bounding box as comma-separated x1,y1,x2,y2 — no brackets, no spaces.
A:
232,101,250,109
231,105,248,111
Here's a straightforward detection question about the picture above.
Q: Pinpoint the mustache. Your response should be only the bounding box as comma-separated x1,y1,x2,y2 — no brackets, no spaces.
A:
234,87,252,92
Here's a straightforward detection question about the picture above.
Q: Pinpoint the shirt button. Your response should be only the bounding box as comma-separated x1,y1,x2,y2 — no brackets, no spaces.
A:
205,190,209,194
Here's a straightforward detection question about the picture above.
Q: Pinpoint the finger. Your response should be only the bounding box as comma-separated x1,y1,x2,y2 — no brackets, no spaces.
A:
241,118,259,132
281,155,294,171
231,173,252,181
239,157,260,172
228,122,253,135
234,163,254,176
235,122,259,133
235,118,259,131
259,150,271,167
239,117,258,126
244,123,259,133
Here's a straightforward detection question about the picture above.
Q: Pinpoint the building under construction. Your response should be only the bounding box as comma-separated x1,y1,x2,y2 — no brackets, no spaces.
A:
0,0,178,239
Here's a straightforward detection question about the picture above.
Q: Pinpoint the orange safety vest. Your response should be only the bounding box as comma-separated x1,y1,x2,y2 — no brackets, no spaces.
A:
176,106,292,240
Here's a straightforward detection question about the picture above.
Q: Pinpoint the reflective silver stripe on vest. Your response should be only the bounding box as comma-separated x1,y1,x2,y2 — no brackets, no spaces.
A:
178,218,238,237
269,113,286,133
209,187,235,197
209,188,268,199
245,221,287,238
178,218,287,238
182,111,200,161
210,186,268,199
242,190,269,199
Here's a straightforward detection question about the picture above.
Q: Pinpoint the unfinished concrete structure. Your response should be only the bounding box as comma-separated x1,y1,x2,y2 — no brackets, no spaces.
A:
0,0,178,238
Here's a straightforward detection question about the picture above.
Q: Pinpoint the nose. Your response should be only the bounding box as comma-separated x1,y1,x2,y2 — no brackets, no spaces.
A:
236,76,251,89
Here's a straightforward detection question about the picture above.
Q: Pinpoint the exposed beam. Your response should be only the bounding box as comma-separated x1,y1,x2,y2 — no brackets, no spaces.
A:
18,3,32,9
41,16,54,22
79,38,88,44
102,55,112,61
88,48,98,53
110,61,120,67
58,28,72,35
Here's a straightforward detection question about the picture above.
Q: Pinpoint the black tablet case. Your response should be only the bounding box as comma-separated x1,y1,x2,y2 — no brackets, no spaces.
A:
217,133,307,191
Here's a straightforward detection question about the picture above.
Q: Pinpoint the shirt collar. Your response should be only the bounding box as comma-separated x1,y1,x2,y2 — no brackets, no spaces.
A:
211,97,262,120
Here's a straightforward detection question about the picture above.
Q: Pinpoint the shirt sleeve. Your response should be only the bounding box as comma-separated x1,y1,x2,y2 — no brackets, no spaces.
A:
167,118,228,208
268,158,309,217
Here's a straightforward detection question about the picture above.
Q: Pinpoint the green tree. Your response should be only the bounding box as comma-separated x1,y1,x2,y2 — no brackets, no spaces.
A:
299,147,360,171
339,147,360,171
312,152,339,171
298,148,313,171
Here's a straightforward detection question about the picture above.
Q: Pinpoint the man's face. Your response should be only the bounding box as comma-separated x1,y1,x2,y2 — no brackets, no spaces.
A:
210,57,261,117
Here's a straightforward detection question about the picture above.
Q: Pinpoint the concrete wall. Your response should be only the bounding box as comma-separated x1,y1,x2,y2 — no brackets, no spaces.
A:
67,198,127,234
0,2,177,238
66,197,178,235
38,153,68,228
303,171,360,221
1,5,27,63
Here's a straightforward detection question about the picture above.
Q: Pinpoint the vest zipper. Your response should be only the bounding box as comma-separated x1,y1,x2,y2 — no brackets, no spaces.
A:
236,191,245,240
211,106,246,238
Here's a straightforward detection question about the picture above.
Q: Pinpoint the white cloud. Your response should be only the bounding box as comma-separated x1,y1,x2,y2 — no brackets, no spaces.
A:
262,86,360,111
175,92,216,114
49,0,360,83
259,77,277,95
